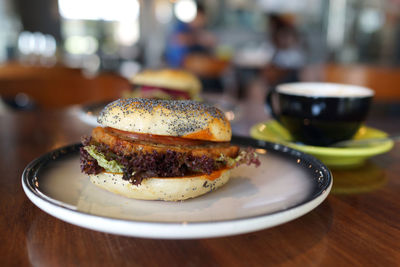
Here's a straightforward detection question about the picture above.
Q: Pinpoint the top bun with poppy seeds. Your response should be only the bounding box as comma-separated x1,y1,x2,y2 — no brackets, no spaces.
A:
97,98,232,142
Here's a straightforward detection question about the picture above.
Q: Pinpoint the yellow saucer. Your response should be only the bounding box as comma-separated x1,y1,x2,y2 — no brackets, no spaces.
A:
250,120,394,169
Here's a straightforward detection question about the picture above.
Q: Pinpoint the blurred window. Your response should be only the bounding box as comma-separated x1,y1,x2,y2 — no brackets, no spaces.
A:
174,0,197,23
58,0,139,22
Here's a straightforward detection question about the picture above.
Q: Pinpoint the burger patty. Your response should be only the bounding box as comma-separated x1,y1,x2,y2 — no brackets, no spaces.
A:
91,126,240,159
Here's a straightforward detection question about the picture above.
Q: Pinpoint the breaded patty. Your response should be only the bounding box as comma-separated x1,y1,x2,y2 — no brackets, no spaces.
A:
91,127,239,159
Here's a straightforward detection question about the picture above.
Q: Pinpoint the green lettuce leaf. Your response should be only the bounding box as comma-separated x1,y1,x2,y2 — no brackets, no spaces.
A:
217,148,260,168
84,145,123,173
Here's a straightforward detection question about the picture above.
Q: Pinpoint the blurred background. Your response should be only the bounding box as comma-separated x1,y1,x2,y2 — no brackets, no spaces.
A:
1,0,400,110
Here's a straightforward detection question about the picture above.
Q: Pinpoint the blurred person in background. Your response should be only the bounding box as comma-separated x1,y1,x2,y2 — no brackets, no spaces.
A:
263,14,306,91
165,4,216,68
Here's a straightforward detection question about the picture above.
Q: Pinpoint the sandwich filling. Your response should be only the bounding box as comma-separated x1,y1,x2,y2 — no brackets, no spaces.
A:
80,127,259,185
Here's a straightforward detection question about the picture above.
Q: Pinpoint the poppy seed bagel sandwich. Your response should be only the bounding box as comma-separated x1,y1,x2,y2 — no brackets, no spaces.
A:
127,69,202,100
80,98,260,201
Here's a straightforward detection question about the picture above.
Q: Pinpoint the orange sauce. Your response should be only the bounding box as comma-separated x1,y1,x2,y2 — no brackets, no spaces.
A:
182,129,215,141
180,168,228,181
102,168,226,181
205,168,225,181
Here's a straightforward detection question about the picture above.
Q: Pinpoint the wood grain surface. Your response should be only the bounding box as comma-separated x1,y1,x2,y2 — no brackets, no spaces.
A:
1,101,399,267
0,63,131,109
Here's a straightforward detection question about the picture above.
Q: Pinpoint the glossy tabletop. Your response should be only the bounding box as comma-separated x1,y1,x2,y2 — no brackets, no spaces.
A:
0,100,399,267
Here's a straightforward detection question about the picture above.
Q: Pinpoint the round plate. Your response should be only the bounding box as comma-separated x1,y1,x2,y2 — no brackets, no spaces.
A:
250,120,394,168
22,137,332,239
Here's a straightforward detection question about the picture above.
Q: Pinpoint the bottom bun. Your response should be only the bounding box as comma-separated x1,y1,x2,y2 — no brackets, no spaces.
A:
89,169,231,201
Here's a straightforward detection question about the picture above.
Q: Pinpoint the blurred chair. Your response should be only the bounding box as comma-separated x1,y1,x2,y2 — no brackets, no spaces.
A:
183,54,228,78
0,62,131,109
323,64,400,102
183,54,229,93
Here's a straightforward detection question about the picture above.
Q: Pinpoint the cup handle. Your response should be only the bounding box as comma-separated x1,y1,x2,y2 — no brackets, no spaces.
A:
266,89,280,122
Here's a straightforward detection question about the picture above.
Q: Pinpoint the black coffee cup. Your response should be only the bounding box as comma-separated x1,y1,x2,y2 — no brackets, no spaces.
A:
267,82,374,146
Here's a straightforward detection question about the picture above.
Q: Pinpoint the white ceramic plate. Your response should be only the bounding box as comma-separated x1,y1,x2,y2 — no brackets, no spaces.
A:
22,137,332,239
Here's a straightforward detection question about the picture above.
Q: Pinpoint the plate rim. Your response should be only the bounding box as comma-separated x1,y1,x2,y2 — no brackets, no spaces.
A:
22,137,332,239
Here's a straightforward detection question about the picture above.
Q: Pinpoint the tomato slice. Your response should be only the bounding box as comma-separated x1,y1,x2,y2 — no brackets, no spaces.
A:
104,127,227,146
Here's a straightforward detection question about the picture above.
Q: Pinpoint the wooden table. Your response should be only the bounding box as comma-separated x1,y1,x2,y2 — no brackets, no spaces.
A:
1,102,399,266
